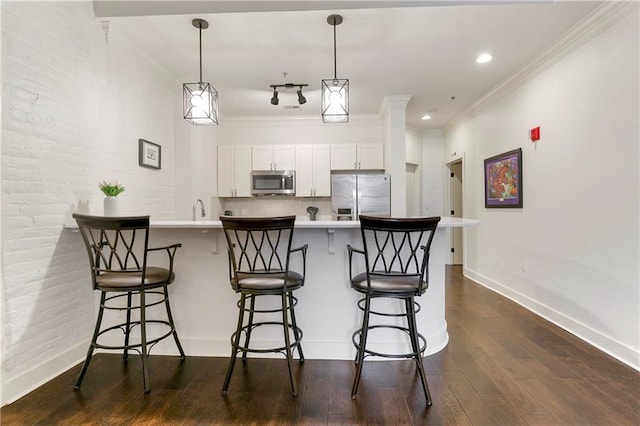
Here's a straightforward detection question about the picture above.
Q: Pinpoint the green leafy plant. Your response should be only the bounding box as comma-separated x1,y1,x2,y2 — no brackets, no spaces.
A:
98,181,125,197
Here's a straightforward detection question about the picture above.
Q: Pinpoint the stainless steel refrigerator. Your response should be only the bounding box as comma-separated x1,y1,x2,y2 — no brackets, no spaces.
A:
331,174,391,220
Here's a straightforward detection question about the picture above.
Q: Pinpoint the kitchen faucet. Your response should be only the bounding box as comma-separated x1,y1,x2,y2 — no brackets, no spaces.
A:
192,199,206,221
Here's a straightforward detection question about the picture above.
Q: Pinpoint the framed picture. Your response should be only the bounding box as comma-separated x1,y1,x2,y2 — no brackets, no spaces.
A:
484,148,522,208
138,139,161,169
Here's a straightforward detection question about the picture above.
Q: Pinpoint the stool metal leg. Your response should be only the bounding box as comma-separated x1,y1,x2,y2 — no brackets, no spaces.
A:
351,294,372,398
288,291,304,362
222,293,247,396
406,297,432,405
123,292,132,361
281,292,298,396
242,295,256,363
405,297,420,365
75,292,107,390
163,285,186,360
139,289,150,393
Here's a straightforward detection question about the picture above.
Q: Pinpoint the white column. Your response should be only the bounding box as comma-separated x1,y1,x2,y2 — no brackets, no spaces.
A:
381,95,411,217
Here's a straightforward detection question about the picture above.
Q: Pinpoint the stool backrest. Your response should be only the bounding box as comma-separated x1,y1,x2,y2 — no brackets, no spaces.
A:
73,214,150,289
358,215,440,292
220,216,296,276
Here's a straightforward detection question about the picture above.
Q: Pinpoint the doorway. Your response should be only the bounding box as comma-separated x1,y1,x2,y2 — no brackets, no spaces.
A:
448,159,463,265
406,163,419,217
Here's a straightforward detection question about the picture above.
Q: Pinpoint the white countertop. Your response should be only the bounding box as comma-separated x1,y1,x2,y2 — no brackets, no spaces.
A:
148,216,479,229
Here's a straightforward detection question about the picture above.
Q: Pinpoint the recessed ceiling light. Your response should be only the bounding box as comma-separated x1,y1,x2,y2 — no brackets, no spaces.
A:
421,114,432,120
477,53,492,64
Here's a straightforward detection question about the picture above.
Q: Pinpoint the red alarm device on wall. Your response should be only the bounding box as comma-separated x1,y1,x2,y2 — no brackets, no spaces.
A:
530,126,541,141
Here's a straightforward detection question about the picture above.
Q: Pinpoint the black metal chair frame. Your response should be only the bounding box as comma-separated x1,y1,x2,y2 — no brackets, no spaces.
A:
220,215,308,396
347,215,440,405
73,214,185,393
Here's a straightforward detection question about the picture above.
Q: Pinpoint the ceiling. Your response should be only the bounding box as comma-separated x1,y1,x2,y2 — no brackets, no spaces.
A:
95,1,602,128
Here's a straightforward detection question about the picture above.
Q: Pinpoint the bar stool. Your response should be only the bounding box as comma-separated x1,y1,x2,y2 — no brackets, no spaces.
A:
347,215,440,405
73,214,185,393
220,215,307,396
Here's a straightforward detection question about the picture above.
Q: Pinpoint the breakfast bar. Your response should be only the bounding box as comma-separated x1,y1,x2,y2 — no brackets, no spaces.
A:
112,217,479,360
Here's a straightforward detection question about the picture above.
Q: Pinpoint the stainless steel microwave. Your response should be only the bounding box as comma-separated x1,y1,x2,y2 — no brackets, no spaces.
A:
251,170,295,195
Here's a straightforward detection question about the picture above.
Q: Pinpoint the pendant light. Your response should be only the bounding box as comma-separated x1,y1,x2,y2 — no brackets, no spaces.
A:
321,14,349,123
183,18,218,125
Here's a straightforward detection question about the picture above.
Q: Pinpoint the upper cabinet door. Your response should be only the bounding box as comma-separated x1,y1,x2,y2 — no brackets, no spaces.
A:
234,146,252,197
217,145,235,197
330,144,358,170
251,146,274,171
357,144,384,170
295,146,314,197
313,145,331,196
273,145,296,170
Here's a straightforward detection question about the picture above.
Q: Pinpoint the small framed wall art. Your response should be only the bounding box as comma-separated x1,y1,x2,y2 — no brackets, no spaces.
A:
484,148,522,208
138,139,161,169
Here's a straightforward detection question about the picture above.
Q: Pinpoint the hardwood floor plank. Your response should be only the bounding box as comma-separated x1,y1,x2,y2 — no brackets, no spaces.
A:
326,360,356,421
417,373,471,425
298,367,330,424
443,369,501,425
514,377,583,424
378,386,413,425
448,351,502,395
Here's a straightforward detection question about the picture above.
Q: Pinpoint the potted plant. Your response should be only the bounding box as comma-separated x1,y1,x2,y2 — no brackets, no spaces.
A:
99,181,125,216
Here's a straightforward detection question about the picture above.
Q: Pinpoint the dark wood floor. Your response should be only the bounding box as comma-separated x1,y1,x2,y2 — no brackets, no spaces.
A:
2,266,639,425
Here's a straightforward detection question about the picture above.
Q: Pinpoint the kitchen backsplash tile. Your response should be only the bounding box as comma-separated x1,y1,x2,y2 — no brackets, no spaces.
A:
221,197,332,220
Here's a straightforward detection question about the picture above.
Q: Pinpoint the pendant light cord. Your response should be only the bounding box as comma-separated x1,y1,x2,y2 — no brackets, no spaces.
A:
198,24,203,83
332,17,337,79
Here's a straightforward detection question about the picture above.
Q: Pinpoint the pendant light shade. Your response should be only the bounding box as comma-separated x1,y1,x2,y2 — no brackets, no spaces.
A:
183,19,218,125
183,82,218,124
322,14,348,123
321,79,348,122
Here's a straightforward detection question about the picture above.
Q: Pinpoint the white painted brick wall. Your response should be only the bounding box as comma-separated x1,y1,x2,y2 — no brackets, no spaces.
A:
2,1,178,403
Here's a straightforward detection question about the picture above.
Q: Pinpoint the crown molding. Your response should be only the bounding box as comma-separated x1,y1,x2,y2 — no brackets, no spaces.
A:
444,1,639,133
220,113,382,128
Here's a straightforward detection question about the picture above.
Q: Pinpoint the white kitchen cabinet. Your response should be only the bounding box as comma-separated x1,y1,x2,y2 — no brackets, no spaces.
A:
217,145,252,197
330,143,384,170
251,145,296,171
295,145,331,197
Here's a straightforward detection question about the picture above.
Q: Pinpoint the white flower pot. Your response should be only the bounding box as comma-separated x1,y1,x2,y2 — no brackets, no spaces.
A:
103,196,120,216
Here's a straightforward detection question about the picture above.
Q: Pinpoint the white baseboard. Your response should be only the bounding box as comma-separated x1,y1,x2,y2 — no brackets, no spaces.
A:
3,341,88,405
463,267,640,371
101,328,450,360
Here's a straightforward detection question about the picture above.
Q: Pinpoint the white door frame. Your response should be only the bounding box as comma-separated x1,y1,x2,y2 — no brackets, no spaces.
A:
446,152,464,265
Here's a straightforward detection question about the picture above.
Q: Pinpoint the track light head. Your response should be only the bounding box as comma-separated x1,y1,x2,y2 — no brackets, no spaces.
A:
270,89,279,105
297,88,307,105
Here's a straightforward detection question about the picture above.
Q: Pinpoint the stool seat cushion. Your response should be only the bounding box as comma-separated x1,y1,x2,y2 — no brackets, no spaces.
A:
351,272,423,295
232,271,303,291
96,267,175,290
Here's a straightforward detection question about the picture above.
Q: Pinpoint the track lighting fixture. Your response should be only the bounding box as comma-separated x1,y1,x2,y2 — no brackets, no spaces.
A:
322,14,348,123
269,83,308,106
183,18,218,125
